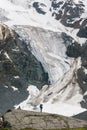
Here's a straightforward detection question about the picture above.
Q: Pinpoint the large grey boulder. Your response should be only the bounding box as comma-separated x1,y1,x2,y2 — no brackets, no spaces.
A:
4,109,87,130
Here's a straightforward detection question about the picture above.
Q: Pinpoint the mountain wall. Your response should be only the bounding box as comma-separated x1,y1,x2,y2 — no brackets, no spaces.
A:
0,24,48,112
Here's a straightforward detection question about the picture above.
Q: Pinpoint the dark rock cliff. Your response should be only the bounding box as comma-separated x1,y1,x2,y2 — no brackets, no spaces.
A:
0,24,48,112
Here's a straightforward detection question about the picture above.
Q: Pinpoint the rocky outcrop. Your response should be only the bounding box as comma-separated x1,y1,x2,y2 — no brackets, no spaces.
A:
77,19,87,38
73,111,87,120
0,24,48,112
4,109,87,130
33,2,46,15
66,40,87,108
49,0,84,28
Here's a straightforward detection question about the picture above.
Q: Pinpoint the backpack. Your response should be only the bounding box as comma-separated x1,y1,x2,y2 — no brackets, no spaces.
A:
40,104,43,109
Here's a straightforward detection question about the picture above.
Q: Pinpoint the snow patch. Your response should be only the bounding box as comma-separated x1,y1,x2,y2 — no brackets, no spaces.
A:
11,86,18,91
4,85,9,88
43,101,86,116
83,67,87,74
4,52,12,62
14,76,20,79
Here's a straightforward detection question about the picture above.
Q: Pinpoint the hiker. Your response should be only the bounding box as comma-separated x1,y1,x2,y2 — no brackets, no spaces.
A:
40,104,43,112
17,106,21,110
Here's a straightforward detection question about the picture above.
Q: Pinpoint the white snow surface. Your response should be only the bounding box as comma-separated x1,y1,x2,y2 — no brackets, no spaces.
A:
0,0,86,44
15,85,86,117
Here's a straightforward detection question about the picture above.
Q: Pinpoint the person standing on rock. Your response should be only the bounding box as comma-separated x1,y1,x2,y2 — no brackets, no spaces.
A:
40,104,43,112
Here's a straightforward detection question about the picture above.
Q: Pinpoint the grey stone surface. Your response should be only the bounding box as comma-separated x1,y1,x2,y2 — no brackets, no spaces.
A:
4,109,87,130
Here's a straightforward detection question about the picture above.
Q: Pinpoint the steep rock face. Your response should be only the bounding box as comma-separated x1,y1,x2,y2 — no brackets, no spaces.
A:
65,40,87,108
33,2,47,15
77,19,87,38
50,0,84,27
0,24,48,112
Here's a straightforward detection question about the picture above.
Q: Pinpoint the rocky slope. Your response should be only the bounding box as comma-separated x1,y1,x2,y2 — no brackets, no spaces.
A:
73,111,87,120
4,109,87,130
0,24,48,112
